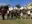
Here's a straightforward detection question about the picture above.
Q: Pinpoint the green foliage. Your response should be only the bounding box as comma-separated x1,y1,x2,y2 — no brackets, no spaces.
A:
16,4,21,8
30,3,32,6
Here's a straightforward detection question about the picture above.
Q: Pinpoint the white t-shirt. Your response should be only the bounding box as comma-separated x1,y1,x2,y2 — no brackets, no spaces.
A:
20,12,23,16
9,7,13,11
27,11,30,14
7,11,9,14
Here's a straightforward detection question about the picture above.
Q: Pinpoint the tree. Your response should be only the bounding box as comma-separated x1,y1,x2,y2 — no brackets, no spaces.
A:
29,3,32,6
27,2,32,9
16,4,21,8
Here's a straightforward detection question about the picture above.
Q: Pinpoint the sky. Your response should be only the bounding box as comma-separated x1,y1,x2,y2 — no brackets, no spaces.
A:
0,0,32,6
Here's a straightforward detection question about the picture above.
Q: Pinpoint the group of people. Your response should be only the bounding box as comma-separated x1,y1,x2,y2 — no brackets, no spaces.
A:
0,5,22,20
1,5,32,20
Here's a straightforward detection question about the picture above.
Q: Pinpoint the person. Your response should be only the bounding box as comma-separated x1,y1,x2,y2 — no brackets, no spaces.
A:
1,5,9,20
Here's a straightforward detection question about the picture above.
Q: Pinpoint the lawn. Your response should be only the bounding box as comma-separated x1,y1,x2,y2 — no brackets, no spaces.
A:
0,18,32,24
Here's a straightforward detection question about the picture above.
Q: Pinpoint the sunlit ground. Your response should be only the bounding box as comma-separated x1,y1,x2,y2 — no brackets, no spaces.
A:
0,18,32,24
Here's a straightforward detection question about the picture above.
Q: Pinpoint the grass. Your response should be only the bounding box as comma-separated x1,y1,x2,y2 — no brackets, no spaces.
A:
0,18,32,24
